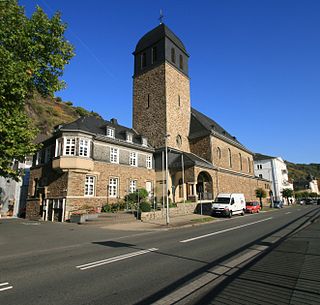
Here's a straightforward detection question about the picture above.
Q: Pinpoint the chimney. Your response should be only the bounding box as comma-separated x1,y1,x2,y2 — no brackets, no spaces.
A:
110,118,118,125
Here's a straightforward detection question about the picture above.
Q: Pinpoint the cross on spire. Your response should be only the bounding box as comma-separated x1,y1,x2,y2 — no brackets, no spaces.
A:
159,9,164,24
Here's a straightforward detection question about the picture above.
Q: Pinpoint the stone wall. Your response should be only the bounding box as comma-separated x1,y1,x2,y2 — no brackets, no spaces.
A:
165,62,191,152
64,161,156,218
212,137,254,175
190,136,212,163
140,202,198,221
25,198,41,220
133,64,166,148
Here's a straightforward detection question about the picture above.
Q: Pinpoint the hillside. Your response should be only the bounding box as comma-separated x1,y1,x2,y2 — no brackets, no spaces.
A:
286,161,320,191
24,95,319,192
25,94,101,143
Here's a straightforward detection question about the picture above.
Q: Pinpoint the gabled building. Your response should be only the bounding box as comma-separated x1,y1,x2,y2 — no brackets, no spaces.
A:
26,23,270,221
254,153,293,202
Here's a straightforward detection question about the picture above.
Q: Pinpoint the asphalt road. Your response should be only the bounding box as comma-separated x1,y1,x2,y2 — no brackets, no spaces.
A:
0,205,319,305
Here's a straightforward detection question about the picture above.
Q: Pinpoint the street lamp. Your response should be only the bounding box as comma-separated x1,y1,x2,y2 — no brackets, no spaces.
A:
164,134,170,225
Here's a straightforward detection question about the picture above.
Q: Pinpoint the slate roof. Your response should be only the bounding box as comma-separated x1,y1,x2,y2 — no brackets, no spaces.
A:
55,116,147,146
253,153,276,161
159,148,214,170
190,108,238,142
134,23,188,55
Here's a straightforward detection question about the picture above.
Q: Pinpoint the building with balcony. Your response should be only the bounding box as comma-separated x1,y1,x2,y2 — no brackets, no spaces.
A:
254,153,294,203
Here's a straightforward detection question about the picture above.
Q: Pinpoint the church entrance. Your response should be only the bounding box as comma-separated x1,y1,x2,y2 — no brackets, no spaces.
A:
196,171,213,200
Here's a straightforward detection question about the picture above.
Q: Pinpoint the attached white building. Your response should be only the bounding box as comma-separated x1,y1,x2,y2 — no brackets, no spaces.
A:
309,179,319,194
254,153,294,203
0,157,32,218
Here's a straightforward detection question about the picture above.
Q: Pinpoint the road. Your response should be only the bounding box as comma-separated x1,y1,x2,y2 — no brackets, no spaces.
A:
0,205,319,305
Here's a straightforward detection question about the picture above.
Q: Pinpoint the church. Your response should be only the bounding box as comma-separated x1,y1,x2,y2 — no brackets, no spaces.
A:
26,23,270,221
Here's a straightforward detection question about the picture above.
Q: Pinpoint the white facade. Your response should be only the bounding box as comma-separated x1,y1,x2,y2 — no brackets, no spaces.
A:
0,158,32,218
309,179,319,194
254,156,294,203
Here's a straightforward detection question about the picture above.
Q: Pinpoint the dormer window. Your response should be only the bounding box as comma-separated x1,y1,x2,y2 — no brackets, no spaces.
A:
152,47,157,63
126,132,133,143
141,52,147,68
171,48,176,63
107,127,115,138
179,55,183,69
142,137,148,146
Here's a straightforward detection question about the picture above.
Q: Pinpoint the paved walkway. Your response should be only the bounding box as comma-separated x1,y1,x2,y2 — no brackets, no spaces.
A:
191,214,320,304
99,213,214,231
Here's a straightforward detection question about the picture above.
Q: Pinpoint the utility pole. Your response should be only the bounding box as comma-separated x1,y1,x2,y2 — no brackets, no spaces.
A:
165,134,170,225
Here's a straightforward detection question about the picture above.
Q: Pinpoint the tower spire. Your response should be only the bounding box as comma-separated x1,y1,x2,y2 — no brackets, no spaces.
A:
159,9,164,24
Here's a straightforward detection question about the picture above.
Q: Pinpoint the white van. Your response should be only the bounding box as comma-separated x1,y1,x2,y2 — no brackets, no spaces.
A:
212,193,246,217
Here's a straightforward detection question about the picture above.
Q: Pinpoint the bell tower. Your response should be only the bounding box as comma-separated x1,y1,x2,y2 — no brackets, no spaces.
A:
132,23,191,152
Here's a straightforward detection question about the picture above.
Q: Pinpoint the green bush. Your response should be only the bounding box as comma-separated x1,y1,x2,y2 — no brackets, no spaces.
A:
139,201,151,212
101,202,125,213
65,101,73,106
125,188,149,204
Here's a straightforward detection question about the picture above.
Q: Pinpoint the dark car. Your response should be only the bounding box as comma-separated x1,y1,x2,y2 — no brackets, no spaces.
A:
273,200,284,208
245,201,261,213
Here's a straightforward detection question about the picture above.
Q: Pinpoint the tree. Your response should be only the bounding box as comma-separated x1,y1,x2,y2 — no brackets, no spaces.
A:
0,0,74,180
281,188,294,205
255,188,267,209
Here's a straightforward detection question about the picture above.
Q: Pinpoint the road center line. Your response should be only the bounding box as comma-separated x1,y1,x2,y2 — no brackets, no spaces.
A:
0,282,13,292
285,212,291,214
180,217,273,243
76,248,158,270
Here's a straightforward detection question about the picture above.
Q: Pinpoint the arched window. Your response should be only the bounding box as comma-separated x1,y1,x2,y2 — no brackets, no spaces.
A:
171,48,176,63
247,157,251,173
239,153,242,171
179,55,183,69
217,147,221,160
228,148,232,168
147,94,150,109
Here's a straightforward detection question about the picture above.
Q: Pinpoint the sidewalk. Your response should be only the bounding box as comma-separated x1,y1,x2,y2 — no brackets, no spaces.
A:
193,213,320,304
99,213,215,231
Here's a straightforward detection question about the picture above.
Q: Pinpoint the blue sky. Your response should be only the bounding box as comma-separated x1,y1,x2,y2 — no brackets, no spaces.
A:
20,0,320,164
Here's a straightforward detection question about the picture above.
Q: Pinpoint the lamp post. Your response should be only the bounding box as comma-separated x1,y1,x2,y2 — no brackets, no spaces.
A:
164,134,170,225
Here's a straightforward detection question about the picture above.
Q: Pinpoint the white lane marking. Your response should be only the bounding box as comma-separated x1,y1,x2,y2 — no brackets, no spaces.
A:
0,282,13,292
180,217,273,243
285,212,291,214
76,248,158,270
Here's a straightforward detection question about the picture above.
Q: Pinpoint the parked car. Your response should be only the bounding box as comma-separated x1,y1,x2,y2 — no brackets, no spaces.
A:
211,193,246,217
273,200,284,208
245,201,261,213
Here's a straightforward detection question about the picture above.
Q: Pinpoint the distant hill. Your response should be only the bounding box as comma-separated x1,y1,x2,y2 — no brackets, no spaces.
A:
25,93,102,143
286,161,320,191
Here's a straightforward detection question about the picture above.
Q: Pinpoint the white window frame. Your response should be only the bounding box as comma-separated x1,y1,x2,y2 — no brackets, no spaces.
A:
142,137,148,146
107,127,115,138
146,155,152,169
85,176,95,196
64,137,76,156
109,177,118,198
129,180,137,194
79,138,90,157
55,138,63,157
110,147,119,163
126,132,133,143
129,152,137,167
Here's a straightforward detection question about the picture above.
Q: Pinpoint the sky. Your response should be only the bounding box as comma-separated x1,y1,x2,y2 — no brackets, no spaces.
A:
20,0,320,164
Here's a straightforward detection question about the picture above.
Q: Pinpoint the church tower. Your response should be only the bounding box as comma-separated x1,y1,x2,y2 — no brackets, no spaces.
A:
133,23,191,152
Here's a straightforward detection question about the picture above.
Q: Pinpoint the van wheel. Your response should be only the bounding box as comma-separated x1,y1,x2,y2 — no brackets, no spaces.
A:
241,210,245,216
229,211,233,218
